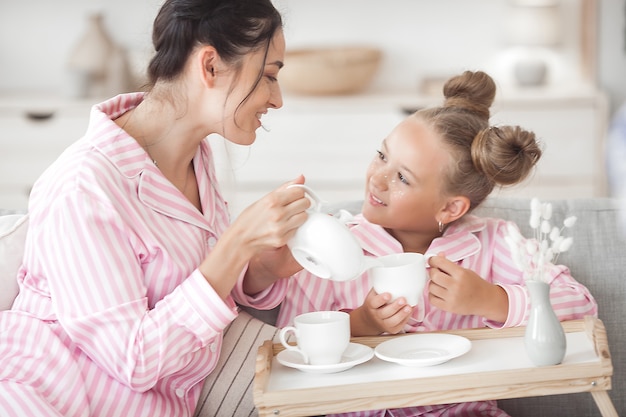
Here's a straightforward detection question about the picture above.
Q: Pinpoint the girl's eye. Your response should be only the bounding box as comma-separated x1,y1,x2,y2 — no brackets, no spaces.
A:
398,172,409,185
376,150,386,161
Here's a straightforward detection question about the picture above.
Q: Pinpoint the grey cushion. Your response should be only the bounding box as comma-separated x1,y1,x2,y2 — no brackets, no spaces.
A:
475,198,626,416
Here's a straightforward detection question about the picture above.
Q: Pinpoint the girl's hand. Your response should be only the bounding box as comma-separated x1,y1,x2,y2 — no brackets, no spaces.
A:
350,289,413,336
427,254,509,323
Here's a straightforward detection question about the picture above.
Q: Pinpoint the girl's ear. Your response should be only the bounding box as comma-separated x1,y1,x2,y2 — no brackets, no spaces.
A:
440,196,471,224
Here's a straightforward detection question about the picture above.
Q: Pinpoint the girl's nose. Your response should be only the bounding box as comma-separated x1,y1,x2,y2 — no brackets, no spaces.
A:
369,166,390,190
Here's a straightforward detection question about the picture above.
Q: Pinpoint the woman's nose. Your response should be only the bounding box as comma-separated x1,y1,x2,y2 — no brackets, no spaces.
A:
269,83,283,109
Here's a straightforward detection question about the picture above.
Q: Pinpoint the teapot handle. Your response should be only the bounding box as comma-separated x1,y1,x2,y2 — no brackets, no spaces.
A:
287,184,323,213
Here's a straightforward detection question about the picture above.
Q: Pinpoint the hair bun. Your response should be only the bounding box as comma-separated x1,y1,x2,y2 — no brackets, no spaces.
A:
471,126,542,186
442,71,496,121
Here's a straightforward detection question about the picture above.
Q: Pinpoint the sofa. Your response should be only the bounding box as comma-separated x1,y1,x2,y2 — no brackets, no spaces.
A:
1,197,625,416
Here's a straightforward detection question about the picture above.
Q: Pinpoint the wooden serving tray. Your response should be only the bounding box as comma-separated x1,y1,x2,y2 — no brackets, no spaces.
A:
253,316,616,417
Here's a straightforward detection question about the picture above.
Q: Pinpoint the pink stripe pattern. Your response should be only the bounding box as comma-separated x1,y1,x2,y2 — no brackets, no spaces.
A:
0,94,244,416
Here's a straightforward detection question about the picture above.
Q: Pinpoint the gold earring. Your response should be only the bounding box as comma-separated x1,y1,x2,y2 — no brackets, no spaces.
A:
438,221,444,233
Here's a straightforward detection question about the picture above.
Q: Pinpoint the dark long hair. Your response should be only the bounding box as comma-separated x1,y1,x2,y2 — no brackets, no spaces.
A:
147,0,282,88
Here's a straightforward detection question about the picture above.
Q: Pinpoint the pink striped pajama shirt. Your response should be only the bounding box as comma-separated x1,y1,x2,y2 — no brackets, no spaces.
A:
275,213,598,417
0,93,275,416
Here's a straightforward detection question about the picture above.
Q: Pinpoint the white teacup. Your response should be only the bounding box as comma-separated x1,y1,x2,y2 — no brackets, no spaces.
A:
279,311,350,365
370,252,428,306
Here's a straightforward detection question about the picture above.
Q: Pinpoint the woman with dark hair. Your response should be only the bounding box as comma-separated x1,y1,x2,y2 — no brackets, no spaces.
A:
0,1,308,415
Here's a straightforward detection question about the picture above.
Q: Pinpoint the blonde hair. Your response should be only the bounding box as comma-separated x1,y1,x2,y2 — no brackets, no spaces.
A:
415,71,542,210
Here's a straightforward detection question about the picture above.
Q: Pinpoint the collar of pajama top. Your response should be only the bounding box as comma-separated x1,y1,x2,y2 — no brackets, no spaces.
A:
349,213,484,261
88,92,227,234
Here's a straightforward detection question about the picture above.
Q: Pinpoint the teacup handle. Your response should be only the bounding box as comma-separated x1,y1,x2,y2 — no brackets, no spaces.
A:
278,326,310,364
287,184,323,213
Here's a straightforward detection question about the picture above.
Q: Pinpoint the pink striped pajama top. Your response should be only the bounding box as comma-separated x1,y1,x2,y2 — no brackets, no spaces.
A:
275,213,598,417
0,93,276,417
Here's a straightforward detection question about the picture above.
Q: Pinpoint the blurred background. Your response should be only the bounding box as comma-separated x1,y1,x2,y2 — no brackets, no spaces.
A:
0,0,624,215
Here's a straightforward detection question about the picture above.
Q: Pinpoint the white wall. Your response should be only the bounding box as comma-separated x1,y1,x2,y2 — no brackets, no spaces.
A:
598,0,626,111
0,0,160,95
276,0,585,91
0,0,621,112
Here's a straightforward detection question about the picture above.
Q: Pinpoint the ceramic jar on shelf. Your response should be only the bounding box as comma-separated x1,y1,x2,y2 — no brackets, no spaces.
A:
66,13,131,98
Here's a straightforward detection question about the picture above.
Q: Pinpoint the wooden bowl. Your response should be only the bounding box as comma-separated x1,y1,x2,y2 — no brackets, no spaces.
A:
279,47,382,95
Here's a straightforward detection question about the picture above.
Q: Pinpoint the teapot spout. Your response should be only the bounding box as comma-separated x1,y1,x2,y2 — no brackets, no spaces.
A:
363,257,384,271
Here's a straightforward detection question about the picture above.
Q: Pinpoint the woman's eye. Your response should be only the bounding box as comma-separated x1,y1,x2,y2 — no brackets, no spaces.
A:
376,150,386,161
266,75,278,82
398,172,409,185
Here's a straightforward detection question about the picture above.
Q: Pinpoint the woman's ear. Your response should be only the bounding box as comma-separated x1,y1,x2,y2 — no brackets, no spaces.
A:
440,196,471,224
198,46,218,88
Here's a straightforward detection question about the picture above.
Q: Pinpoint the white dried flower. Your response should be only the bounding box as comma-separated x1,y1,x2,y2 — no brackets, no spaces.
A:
530,214,541,229
545,248,554,263
531,198,541,212
532,251,540,268
551,236,563,252
505,198,577,283
559,237,574,252
549,226,560,241
564,216,577,228
542,203,553,220
506,222,523,242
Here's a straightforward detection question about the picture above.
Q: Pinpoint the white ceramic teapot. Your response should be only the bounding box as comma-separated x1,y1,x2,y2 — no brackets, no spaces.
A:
287,185,379,281
288,185,431,303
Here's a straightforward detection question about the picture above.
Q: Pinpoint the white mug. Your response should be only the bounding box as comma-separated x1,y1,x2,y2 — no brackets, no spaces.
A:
370,252,428,306
279,311,350,365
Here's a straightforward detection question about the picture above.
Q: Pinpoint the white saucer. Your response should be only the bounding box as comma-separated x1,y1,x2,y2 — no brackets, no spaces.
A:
276,342,374,373
375,333,471,367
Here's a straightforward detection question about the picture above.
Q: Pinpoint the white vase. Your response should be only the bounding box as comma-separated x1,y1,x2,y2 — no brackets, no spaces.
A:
524,280,567,366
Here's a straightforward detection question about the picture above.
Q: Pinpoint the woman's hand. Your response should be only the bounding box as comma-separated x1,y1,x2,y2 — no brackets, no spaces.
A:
244,245,303,295
235,176,309,249
349,289,413,336
198,176,310,299
238,176,311,294
427,254,509,323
